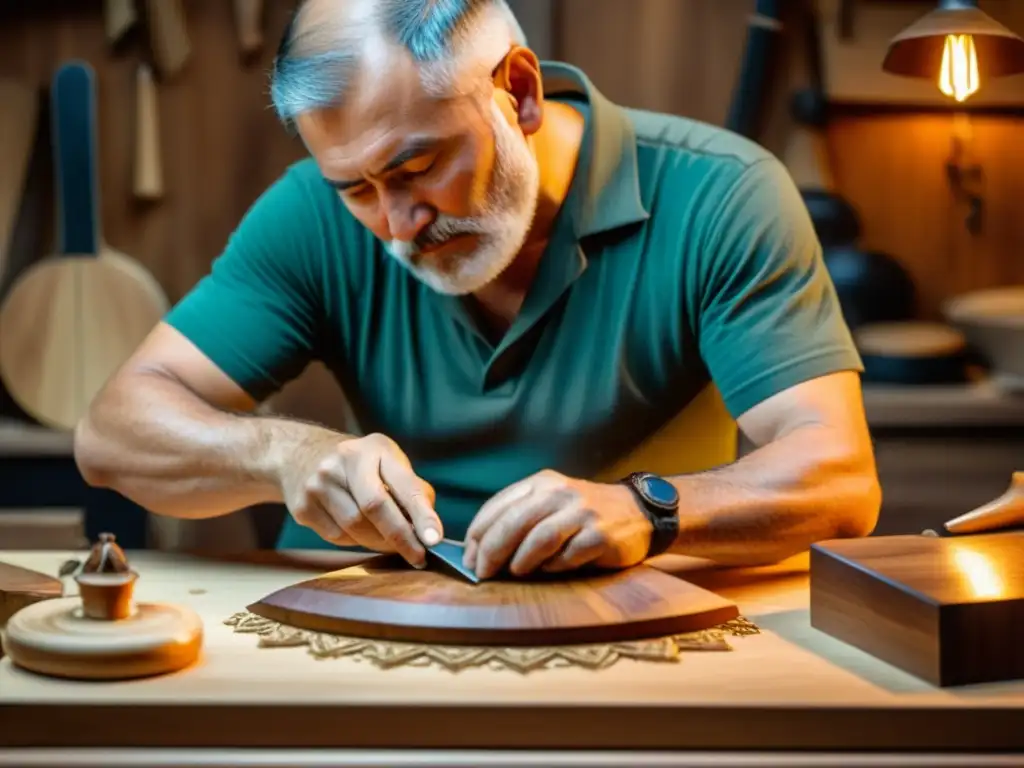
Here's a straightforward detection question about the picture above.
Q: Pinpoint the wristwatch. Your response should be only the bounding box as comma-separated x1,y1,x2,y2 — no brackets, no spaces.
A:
621,472,680,558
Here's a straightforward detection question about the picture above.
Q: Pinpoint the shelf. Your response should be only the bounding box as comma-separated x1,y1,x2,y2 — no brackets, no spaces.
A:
0,419,73,457
863,381,1024,429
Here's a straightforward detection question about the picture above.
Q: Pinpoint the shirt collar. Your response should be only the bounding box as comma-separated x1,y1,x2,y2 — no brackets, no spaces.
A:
540,61,651,239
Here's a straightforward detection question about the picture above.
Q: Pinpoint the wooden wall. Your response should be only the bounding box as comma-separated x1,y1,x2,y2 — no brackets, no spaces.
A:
561,0,1024,321
0,1,307,306
1,0,1023,421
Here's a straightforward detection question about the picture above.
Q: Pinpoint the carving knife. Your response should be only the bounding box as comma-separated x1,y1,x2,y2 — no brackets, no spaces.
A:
426,540,481,584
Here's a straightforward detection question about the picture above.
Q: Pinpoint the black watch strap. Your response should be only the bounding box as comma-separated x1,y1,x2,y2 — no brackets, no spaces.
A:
621,472,679,558
646,514,679,558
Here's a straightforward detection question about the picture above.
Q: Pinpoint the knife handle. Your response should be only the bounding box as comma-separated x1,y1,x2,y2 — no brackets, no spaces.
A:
234,0,264,57
945,472,1024,534
133,64,163,202
146,0,191,80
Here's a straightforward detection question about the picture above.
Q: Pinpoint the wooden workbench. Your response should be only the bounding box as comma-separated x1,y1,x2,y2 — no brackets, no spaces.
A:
1,548,1022,767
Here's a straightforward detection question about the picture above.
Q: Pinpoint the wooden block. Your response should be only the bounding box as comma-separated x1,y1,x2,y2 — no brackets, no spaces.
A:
0,562,63,658
810,531,1024,687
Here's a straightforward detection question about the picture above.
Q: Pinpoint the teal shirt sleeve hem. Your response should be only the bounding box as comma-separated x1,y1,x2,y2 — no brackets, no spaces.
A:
163,302,287,403
691,156,863,419
719,346,864,419
160,161,328,404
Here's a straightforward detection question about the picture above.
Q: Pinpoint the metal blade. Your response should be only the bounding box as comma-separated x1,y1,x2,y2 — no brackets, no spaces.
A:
426,540,480,584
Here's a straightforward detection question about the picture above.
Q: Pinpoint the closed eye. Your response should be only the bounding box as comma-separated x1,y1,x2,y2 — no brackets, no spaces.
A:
398,154,437,178
328,154,440,199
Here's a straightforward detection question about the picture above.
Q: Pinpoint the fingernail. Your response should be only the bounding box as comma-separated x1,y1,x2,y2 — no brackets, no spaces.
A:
421,527,440,546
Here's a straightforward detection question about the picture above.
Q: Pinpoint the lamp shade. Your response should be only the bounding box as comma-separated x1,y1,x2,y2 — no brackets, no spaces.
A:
882,0,1024,79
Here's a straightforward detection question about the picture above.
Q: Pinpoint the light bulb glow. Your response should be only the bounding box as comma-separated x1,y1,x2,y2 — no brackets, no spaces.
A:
939,33,980,102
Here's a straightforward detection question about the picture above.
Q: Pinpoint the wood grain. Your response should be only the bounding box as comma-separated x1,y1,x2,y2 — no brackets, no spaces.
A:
559,0,1024,321
0,561,63,659
249,559,739,646
0,2,305,310
1,549,1023,754
0,749,1017,768
810,531,1024,687
0,561,62,619
0,256,167,430
0,79,38,282
0,60,169,431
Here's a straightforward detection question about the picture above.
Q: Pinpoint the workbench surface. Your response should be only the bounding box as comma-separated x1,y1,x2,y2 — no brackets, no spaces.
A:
1,548,1022,766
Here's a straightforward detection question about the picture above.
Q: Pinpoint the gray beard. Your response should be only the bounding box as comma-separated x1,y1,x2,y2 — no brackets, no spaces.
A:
386,101,539,295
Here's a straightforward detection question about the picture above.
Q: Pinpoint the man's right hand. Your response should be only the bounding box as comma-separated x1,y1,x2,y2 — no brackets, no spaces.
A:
279,432,443,567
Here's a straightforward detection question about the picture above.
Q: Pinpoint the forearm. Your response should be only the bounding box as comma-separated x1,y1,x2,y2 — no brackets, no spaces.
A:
665,425,881,566
74,372,347,519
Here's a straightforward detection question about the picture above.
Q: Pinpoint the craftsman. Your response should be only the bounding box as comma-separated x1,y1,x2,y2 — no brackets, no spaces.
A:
74,0,881,579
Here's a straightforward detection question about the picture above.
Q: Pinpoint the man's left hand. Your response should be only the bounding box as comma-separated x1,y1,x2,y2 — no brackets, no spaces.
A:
463,470,654,579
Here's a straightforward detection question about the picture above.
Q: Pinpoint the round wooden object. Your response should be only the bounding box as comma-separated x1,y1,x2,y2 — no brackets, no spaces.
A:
248,560,740,647
0,254,166,431
2,596,203,680
0,60,170,431
854,321,966,358
945,285,1024,325
103,248,171,313
944,286,1024,388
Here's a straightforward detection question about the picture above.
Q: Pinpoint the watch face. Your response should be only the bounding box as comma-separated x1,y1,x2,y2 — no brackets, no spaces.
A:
640,474,678,509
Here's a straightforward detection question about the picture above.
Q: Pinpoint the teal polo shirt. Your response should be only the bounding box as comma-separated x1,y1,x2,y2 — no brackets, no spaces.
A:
165,61,862,549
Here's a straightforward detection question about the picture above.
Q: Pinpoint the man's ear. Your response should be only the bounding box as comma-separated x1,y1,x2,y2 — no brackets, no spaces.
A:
493,46,544,134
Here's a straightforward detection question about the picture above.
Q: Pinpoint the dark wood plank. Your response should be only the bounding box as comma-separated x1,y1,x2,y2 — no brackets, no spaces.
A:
810,531,1024,686
0,561,63,658
249,558,739,646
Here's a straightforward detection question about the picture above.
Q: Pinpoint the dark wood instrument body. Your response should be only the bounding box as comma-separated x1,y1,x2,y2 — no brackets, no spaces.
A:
249,558,740,646
810,532,1024,687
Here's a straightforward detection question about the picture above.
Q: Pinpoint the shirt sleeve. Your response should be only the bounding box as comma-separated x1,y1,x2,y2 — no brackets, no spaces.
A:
163,164,325,403
693,156,863,419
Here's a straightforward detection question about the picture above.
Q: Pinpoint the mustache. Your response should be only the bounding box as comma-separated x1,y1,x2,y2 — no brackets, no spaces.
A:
414,216,485,250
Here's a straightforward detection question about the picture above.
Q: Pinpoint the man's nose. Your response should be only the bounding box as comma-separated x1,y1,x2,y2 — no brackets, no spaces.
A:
383,191,433,243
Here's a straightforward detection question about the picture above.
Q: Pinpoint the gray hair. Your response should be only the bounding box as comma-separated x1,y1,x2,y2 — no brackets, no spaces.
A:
270,0,527,127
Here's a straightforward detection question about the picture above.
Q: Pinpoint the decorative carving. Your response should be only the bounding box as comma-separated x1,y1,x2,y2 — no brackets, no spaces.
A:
224,610,760,673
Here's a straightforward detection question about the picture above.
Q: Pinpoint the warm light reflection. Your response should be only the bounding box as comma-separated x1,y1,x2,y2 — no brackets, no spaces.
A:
952,546,1004,599
939,34,980,102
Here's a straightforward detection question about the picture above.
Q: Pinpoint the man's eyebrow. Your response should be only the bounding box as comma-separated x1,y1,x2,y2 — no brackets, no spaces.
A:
325,177,363,191
324,139,439,190
381,139,437,173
